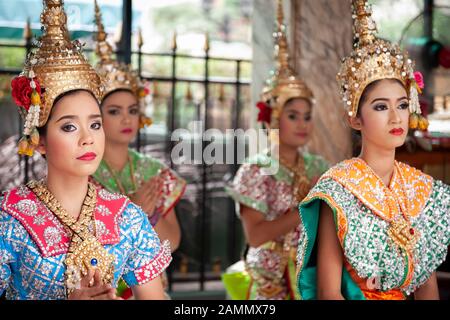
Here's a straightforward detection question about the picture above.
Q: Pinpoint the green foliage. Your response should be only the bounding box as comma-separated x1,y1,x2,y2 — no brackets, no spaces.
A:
0,47,26,69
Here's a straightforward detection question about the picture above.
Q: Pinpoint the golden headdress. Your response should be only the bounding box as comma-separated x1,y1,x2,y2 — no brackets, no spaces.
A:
258,0,314,129
337,0,428,130
94,0,151,128
11,0,103,156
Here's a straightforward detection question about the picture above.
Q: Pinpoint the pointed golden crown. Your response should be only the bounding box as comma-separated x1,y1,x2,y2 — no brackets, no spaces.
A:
26,0,103,127
11,0,104,156
261,0,314,127
94,0,139,98
337,0,422,118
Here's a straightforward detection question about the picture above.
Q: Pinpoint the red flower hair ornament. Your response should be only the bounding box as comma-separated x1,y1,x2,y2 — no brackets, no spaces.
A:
256,101,272,124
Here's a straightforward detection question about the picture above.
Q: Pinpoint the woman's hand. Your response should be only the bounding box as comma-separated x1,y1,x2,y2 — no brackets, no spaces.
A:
68,269,122,300
129,176,164,216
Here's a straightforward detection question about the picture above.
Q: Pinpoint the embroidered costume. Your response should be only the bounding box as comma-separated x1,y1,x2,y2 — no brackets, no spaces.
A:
91,1,185,298
222,1,328,300
0,0,171,299
225,151,328,300
296,0,447,300
297,159,450,300
0,184,171,299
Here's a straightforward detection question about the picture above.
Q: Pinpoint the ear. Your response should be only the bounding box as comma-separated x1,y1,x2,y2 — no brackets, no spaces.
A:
35,134,47,155
348,115,363,131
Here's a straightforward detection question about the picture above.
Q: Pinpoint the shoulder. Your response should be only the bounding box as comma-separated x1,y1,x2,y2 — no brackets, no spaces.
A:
303,152,330,174
321,159,357,178
119,202,150,227
0,196,30,244
236,152,277,176
234,161,272,185
396,161,433,184
130,149,165,169
244,151,274,167
301,161,356,208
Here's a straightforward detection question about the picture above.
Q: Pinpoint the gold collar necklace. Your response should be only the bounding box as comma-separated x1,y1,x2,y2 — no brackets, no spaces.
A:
27,180,115,296
278,153,311,204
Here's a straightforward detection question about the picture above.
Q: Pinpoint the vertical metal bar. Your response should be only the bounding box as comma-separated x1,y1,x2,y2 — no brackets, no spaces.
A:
167,33,177,166
424,0,433,40
23,18,32,184
136,29,143,152
228,60,241,264
166,33,178,292
118,0,132,64
423,0,434,101
200,33,210,291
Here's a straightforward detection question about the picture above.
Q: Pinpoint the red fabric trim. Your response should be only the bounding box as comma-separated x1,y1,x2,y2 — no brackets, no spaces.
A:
1,185,129,257
121,288,133,300
134,241,172,285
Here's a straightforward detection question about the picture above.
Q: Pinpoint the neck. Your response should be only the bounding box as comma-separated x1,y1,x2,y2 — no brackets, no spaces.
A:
103,140,130,171
278,143,299,167
46,167,89,220
359,143,396,186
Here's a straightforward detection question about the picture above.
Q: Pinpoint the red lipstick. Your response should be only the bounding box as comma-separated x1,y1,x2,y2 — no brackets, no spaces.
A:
121,128,133,134
296,132,308,138
389,128,404,136
77,152,97,161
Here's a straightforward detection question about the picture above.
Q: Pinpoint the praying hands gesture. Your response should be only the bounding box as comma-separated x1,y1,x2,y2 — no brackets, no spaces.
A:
129,175,164,218
68,269,122,300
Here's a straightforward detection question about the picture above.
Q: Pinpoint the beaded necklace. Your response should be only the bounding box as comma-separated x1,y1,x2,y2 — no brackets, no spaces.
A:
355,158,419,252
27,180,115,296
278,153,311,204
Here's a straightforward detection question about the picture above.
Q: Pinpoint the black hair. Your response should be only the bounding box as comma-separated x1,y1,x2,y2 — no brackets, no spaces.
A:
100,88,135,108
37,89,99,137
284,97,312,110
356,79,404,117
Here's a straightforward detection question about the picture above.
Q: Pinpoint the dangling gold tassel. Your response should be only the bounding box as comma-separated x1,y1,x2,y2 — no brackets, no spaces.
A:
409,113,419,130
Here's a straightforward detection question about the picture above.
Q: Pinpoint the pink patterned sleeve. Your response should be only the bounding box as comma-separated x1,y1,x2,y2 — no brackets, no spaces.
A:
225,163,270,216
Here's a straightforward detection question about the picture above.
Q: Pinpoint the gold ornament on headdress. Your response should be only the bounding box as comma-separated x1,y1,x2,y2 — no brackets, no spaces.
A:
11,0,103,156
337,0,428,130
259,0,314,129
94,0,152,129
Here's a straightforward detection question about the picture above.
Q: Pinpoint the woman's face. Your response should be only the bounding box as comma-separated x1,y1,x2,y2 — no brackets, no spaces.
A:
38,90,104,178
351,79,409,151
278,98,313,148
101,90,139,145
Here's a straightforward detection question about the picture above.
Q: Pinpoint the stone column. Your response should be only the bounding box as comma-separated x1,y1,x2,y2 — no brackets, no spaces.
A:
291,0,353,164
251,0,353,164
251,0,291,129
